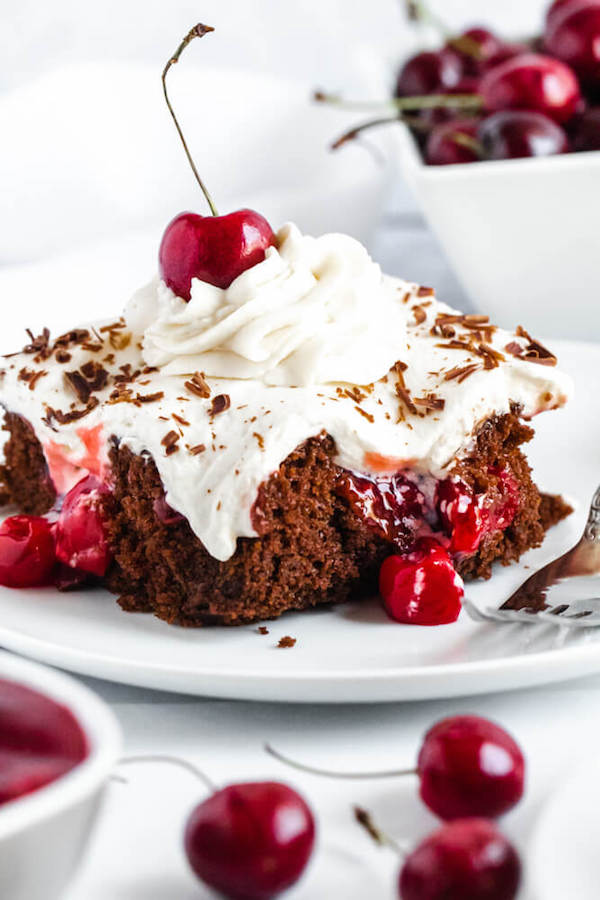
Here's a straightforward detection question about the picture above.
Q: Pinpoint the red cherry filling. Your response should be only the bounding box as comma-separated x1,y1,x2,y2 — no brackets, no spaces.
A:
0,678,87,806
337,471,425,544
437,468,519,556
0,516,56,588
399,818,521,900
379,538,464,626
418,715,525,821
159,209,276,300
184,781,315,900
55,475,112,577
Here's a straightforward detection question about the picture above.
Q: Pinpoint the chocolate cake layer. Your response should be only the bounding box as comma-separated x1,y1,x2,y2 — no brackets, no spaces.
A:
0,408,569,625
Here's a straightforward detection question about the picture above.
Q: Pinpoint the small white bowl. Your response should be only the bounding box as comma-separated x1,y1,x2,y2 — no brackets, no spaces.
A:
395,123,600,340
0,652,121,900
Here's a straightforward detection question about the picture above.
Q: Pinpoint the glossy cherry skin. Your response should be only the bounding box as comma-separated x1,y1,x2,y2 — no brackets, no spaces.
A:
379,538,464,626
0,515,55,588
417,715,525,820
570,106,600,149
479,53,582,123
545,0,600,28
395,49,464,97
450,28,504,75
478,110,569,159
425,119,481,165
55,475,112,577
545,2,600,90
399,819,521,900
0,678,87,805
184,781,315,900
159,209,276,300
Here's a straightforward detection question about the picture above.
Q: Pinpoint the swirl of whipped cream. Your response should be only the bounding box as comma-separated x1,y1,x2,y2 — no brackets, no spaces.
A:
125,224,408,387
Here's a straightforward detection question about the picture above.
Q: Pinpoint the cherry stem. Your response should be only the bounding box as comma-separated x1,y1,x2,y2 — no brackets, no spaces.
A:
448,33,485,61
265,743,416,780
119,754,216,793
451,132,485,157
162,24,219,217
331,112,437,151
314,90,483,114
354,807,406,858
403,0,451,37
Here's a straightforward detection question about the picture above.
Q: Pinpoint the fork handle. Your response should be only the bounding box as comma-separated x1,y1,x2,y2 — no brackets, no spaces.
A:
584,484,600,542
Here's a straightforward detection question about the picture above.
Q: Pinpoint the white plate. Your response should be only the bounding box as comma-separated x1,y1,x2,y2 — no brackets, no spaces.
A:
529,754,600,900
0,339,598,702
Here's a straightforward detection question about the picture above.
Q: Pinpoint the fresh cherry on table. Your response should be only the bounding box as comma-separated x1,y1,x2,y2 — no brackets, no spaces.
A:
379,537,465,626
0,678,87,805
0,515,55,588
159,209,275,300
545,1,600,90
425,119,481,165
395,49,464,98
268,713,525,822
158,24,276,301
478,110,569,159
184,781,315,900
55,474,112,577
399,818,521,900
417,715,525,820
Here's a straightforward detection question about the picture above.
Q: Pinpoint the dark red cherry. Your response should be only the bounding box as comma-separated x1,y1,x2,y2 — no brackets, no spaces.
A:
425,119,481,165
0,678,87,805
399,819,521,900
570,106,600,149
0,515,55,588
159,209,276,300
336,471,425,544
484,43,531,71
395,49,464,98
545,2,600,90
437,479,483,553
184,781,315,900
417,715,525,820
478,110,569,159
417,82,481,129
546,0,600,30
55,475,112,577
479,53,582,123
379,537,464,625
450,28,504,75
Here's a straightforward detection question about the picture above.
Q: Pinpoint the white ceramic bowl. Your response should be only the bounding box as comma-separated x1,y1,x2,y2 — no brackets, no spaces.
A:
395,123,600,340
0,652,121,900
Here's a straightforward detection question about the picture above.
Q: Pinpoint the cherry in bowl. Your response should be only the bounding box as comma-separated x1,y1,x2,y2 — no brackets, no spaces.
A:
478,110,569,160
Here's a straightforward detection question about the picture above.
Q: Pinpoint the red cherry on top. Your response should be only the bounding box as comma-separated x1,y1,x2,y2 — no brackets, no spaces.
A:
425,119,481,165
545,2,600,90
55,474,112,577
417,715,525,821
395,49,464,98
399,818,521,900
159,209,275,300
379,537,464,626
479,53,582,123
0,515,55,588
0,678,88,806
546,0,600,29
450,27,504,75
184,781,315,900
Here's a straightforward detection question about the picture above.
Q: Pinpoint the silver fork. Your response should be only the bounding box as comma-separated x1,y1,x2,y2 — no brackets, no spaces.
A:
464,485,600,628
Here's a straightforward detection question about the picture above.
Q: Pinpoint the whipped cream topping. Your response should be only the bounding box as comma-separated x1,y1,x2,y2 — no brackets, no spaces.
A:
127,224,407,387
0,225,572,561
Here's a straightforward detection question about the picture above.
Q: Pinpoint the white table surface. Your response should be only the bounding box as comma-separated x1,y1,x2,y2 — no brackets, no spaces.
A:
10,212,582,898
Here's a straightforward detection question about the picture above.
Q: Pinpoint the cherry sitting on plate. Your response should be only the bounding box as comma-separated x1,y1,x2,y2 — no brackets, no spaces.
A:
55,474,112,577
157,25,275,301
185,781,315,900
399,818,521,900
379,537,465,625
0,515,55,588
478,110,569,159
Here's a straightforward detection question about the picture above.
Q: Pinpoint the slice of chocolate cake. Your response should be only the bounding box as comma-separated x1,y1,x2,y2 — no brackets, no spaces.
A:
0,224,572,625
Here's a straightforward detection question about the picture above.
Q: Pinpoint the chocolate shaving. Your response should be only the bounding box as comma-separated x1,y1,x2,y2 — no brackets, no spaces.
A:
412,305,427,325
444,363,481,384
188,443,206,455
172,413,189,426
355,406,375,423
64,370,92,403
54,328,90,348
55,350,72,364
23,328,51,359
253,431,265,449
137,391,164,403
80,360,109,391
417,286,434,297
18,367,48,390
161,430,180,455
278,635,296,648
392,360,417,417
511,326,557,366
210,394,230,416
184,372,211,399
44,397,99,426
414,393,445,411
476,343,505,370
